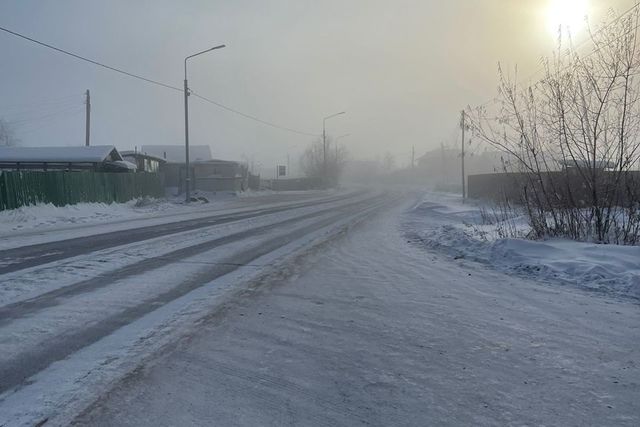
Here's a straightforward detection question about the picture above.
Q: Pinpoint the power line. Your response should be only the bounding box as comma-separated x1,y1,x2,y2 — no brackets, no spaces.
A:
0,26,184,92
0,93,81,111
10,105,84,126
17,108,85,135
1,98,82,120
0,25,318,137
190,92,319,137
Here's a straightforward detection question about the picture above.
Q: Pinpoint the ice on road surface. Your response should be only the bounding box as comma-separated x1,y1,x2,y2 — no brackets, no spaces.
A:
74,194,639,427
0,190,391,426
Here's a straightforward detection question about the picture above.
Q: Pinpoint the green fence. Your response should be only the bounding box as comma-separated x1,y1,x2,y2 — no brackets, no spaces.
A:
0,171,165,211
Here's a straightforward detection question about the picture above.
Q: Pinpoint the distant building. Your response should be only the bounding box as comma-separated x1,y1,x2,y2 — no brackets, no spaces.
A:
121,151,166,173
0,145,135,172
138,145,251,192
162,159,249,193
559,159,616,171
193,159,248,192
140,145,212,163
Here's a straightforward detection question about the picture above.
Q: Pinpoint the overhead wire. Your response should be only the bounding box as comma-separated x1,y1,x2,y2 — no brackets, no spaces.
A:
17,108,85,135
0,25,319,138
10,104,85,126
190,92,319,137
1,98,83,122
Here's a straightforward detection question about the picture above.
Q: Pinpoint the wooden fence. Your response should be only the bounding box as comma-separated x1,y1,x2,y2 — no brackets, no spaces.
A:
0,171,164,211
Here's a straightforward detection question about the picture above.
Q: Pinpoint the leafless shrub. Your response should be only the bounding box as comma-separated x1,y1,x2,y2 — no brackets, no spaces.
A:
476,198,528,240
0,119,19,147
469,9,640,245
299,136,348,187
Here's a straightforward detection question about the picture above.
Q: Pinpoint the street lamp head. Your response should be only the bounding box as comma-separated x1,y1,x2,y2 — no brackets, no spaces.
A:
324,111,347,121
186,44,227,63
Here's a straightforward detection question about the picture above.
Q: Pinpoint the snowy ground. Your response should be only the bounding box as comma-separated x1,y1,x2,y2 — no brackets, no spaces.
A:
73,192,639,426
404,192,640,300
0,190,345,250
0,190,336,236
0,190,638,426
0,190,391,426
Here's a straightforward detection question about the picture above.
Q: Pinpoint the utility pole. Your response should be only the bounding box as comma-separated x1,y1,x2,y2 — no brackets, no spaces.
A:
460,110,466,200
287,153,290,177
322,123,327,182
85,90,91,147
322,112,345,187
411,145,415,169
183,75,190,201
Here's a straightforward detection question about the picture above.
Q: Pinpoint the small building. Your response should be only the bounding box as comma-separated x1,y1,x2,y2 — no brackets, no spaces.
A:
121,151,166,173
140,145,250,193
0,145,136,172
162,159,249,193
193,159,248,192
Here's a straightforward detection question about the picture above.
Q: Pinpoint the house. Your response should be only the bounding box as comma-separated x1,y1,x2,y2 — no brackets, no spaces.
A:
137,145,250,192
0,145,135,172
121,151,166,173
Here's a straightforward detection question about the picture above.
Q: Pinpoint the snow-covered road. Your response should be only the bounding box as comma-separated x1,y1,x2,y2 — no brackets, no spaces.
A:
0,190,396,426
70,193,639,426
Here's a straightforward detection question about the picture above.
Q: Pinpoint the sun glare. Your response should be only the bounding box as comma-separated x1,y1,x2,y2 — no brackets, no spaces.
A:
546,0,589,37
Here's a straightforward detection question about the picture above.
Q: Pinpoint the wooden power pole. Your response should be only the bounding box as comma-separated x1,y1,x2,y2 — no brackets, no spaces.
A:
85,90,91,147
411,145,415,169
460,110,466,200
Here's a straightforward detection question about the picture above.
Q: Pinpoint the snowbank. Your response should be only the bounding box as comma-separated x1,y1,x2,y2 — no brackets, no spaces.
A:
0,197,205,235
404,192,640,300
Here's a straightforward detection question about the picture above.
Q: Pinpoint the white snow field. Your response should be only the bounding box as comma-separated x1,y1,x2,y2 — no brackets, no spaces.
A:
404,192,640,300
0,190,637,426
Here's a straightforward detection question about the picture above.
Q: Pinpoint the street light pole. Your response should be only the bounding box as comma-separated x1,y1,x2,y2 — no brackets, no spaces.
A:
322,111,345,187
184,44,225,203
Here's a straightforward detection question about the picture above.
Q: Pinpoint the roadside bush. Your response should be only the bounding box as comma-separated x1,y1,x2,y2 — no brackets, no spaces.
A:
469,8,640,245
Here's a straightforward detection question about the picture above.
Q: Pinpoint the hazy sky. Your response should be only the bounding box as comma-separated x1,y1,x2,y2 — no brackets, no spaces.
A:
0,0,631,173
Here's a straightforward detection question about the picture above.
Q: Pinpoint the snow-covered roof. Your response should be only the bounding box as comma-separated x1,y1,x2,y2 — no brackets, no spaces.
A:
559,159,615,170
0,145,123,163
120,151,167,163
141,145,212,163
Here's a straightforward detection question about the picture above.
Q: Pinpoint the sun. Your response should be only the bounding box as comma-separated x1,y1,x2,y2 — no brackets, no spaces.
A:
546,0,589,37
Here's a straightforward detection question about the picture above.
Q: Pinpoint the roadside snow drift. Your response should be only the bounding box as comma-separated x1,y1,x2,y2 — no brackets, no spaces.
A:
404,192,640,300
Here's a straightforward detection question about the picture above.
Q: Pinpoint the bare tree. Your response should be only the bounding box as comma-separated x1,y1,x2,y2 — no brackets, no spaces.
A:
469,8,640,244
299,135,348,187
382,152,396,171
0,119,19,147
